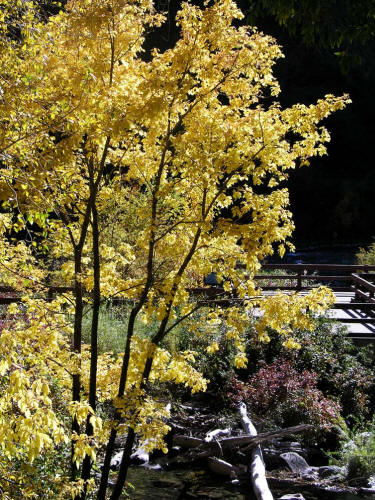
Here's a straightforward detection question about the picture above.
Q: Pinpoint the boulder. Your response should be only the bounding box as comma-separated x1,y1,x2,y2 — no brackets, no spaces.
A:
280,452,311,474
110,450,123,470
318,465,346,479
263,441,306,470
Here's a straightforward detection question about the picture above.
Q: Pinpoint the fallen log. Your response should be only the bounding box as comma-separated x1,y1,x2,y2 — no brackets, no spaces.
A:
207,457,241,478
209,424,312,452
239,402,273,500
173,435,204,448
173,424,312,455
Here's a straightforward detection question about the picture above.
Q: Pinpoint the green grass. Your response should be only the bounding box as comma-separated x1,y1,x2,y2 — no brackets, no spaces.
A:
80,302,217,360
81,302,165,354
82,304,130,354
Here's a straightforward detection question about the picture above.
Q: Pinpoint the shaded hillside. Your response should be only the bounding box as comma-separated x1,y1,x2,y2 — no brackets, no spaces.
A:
255,13,375,246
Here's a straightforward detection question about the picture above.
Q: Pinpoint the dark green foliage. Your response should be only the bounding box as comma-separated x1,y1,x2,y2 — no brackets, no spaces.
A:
356,241,375,265
291,319,373,420
332,418,375,480
246,0,375,69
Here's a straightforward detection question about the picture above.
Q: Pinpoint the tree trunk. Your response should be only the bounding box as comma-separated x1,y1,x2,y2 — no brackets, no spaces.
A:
80,201,101,497
71,245,84,481
109,427,136,500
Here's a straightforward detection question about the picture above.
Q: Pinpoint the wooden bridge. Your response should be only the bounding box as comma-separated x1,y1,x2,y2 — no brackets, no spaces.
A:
256,264,375,343
2,264,375,342
192,264,375,343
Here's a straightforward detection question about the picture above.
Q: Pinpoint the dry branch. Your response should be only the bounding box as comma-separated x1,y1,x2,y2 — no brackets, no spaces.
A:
204,428,231,442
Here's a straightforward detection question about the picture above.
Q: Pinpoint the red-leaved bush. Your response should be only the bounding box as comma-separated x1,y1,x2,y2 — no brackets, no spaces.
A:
228,359,341,428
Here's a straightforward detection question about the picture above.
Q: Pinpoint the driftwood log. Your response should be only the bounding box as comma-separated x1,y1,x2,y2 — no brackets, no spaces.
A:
239,402,273,500
207,457,241,478
173,424,312,454
173,435,204,448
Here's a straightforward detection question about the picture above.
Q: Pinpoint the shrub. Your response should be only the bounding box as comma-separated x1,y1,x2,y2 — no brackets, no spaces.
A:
356,241,375,265
333,418,375,480
243,317,373,421
228,359,341,429
292,319,373,419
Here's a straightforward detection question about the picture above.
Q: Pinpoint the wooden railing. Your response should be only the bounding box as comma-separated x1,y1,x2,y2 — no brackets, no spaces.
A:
254,265,375,325
190,265,375,329
2,264,375,324
2,267,375,339
256,263,375,293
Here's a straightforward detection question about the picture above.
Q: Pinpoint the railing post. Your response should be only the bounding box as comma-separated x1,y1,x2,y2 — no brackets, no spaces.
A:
352,274,359,303
297,270,302,291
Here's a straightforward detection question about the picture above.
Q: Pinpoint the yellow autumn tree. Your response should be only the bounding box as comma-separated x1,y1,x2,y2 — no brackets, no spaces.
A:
0,0,349,498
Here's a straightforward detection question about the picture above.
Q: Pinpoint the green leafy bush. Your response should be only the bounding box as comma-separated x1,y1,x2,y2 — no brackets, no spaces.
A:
356,242,375,265
333,418,375,480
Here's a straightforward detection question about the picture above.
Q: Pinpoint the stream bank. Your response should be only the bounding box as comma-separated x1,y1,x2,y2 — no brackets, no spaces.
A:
109,400,375,500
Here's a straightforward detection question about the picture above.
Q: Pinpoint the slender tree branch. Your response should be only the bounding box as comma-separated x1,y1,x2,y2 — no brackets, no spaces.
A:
163,304,202,336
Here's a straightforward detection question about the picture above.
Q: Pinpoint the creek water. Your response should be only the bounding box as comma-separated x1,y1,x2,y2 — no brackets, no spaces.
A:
124,466,246,499
121,465,369,499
